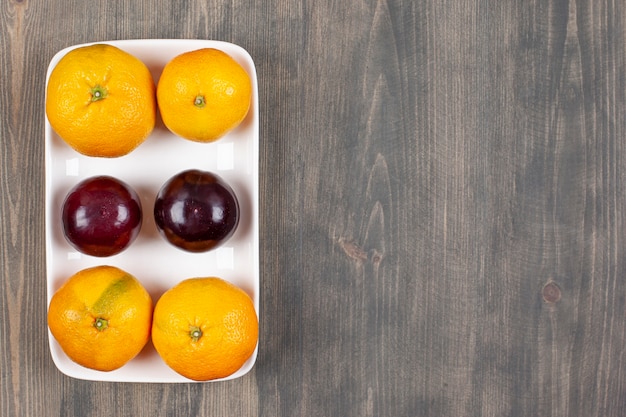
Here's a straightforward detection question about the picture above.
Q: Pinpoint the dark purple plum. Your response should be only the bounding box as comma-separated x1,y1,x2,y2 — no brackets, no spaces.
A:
62,176,142,257
154,169,240,252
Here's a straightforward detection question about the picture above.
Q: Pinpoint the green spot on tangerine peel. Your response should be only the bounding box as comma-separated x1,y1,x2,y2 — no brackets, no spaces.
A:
91,274,133,314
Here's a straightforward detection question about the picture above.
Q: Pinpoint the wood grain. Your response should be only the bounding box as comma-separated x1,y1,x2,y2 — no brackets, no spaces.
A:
2,0,625,416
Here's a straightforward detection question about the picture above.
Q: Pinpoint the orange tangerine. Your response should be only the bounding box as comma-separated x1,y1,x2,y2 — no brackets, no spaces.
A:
156,48,252,142
151,277,258,381
47,266,153,371
46,44,156,157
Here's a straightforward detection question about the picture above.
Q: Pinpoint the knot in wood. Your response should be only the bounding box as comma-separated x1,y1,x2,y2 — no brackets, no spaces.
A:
542,282,561,304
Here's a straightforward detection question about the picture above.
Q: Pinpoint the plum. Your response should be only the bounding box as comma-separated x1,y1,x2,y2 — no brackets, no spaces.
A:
154,169,240,252
61,176,142,257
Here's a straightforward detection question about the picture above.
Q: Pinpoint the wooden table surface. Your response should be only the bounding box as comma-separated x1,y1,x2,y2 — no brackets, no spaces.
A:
2,0,626,416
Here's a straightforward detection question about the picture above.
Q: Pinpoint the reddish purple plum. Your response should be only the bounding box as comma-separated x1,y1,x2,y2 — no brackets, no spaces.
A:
62,176,142,257
154,170,240,252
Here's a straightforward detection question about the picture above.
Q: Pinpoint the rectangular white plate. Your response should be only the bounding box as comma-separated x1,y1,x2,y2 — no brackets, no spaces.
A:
45,39,259,383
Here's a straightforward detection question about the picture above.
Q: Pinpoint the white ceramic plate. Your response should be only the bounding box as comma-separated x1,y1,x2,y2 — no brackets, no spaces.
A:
45,39,259,382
